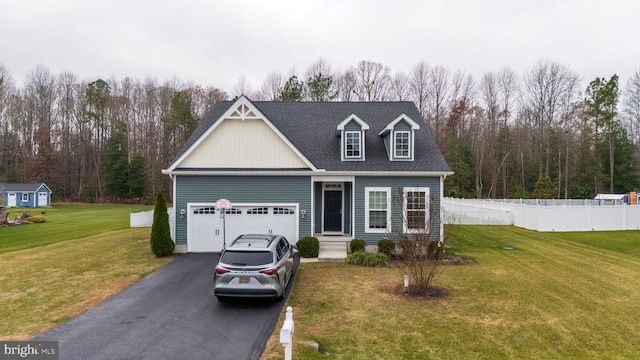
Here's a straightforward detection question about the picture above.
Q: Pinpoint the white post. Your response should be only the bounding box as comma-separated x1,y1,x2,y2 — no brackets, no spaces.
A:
280,306,294,360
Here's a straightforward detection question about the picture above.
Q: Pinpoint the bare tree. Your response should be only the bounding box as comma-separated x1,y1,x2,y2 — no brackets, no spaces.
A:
304,58,332,84
450,69,476,106
623,70,640,145
353,60,391,101
25,65,58,184
426,65,451,148
388,190,444,296
232,75,253,99
335,68,358,101
409,61,430,120
390,72,410,101
521,60,580,179
260,71,284,101
0,64,17,181
479,71,500,198
497,68,519,197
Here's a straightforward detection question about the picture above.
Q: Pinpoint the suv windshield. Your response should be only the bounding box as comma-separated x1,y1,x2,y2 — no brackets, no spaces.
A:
221,251,273,266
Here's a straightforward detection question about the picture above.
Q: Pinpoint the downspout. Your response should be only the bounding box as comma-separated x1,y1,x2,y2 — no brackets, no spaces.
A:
440,174,446,243
171,174,177,243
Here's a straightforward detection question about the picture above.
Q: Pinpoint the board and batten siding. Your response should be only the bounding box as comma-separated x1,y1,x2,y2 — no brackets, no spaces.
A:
354,176,442,244
174,175,312,247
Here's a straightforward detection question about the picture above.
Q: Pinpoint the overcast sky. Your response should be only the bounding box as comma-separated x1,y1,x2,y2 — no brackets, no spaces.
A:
1,0,639,94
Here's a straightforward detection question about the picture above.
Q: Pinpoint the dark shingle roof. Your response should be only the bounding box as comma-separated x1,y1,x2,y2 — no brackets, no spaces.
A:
170,100,450,173
0,183,48,192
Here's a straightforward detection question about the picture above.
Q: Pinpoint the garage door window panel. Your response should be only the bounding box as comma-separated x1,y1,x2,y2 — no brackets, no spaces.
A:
194,207,216,214
248,207,269,215
274,207,295,215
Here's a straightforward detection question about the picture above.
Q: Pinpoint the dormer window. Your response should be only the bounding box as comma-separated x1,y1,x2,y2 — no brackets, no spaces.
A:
337,114,369,162
378,114,420,161
345,131,362,158
394,131,410,158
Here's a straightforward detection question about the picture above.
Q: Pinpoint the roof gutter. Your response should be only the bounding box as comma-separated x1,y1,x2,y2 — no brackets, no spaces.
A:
162,169,454,177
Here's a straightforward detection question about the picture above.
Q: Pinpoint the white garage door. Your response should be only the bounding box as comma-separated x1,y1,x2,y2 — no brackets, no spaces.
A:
188,204,297,253
7,193,16,207
38,192,49,206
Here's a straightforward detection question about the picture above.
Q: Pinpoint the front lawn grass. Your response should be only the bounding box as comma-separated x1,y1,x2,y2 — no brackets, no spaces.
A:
262,226,640,359
0,204,170,340
0,203,152,253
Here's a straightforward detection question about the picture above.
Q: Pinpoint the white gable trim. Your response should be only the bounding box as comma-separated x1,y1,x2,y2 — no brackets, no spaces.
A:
377,113,420,136
336,114,370,131
166,95,317,172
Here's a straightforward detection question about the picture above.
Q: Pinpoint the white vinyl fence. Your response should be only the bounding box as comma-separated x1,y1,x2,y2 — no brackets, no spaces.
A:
130,208,174,239
443,198,640,232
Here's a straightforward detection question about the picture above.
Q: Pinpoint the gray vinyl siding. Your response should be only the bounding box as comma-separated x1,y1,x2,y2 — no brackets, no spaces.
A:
382,133,390,158
395,120,412,132
344,120,361,131
354,176,442,244
344,182,352,235
174,175,312,246
313,182,322,233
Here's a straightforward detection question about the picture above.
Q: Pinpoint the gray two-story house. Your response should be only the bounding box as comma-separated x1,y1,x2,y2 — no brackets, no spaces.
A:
163,96,452,253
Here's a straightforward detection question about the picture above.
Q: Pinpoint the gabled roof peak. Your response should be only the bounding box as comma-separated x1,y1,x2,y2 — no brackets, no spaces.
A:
378,113,420,136
336,113,370,131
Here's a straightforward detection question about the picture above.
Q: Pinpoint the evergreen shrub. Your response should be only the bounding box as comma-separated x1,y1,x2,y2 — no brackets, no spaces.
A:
377,238,395,257
150,192,174,257
297,236,319,258
350,238,366,253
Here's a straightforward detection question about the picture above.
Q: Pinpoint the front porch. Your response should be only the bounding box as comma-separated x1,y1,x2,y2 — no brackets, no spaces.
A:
315,236,350,261
313,179,354,237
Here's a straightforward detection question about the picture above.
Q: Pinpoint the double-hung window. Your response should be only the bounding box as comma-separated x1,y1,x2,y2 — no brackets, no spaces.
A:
394,131,410,158
22,193,29,202
403,187,429,233
345,131,361,159
365,187,391,233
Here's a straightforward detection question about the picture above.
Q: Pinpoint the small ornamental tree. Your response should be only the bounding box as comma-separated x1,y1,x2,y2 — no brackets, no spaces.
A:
150,192,174,257
388,189,444,296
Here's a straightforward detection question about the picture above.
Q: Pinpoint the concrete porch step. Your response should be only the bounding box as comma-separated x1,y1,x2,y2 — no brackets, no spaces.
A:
318,241,348,262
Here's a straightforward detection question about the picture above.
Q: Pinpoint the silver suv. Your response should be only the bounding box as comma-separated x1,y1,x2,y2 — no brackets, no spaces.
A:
214,234,298,301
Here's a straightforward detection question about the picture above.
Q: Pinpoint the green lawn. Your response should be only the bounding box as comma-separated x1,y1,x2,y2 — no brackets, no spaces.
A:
262,226,640,359
0,204,153,253
0,204,171,339
6,208,640,357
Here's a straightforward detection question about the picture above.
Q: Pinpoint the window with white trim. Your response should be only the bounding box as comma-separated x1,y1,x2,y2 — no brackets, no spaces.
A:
345,131,362,158
394,131,410,158
224,208,241,215
403,187,429,233
247,207,269,215
22,193,29,202
365,187,391,233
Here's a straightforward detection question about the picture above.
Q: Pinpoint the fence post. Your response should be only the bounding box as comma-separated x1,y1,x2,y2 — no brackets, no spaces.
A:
280,306,294,360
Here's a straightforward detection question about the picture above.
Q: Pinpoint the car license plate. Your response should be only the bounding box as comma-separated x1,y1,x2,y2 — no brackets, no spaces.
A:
239,278,249,284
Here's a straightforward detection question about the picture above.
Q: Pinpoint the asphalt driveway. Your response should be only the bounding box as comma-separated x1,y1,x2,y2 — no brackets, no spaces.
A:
33,253,297,360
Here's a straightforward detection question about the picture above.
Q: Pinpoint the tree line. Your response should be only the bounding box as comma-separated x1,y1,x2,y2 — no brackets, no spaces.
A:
1,58,640,202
